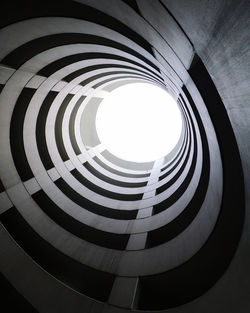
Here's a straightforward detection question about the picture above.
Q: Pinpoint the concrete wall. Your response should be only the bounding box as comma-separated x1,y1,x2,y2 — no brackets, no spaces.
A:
0,0,248,312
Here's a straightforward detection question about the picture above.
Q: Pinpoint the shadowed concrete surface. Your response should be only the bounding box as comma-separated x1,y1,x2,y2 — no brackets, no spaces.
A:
0,0,249,312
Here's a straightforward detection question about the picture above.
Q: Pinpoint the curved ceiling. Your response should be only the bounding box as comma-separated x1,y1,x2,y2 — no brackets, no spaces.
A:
0,1,248,313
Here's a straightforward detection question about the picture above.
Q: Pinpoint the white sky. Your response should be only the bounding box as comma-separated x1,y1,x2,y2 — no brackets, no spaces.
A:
96,83,182,162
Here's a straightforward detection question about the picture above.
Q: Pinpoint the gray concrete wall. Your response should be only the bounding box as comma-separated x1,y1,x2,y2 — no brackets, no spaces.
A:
0,0,248,312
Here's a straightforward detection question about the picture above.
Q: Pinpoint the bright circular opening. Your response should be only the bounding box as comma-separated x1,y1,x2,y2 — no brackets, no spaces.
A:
96,83,182,162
